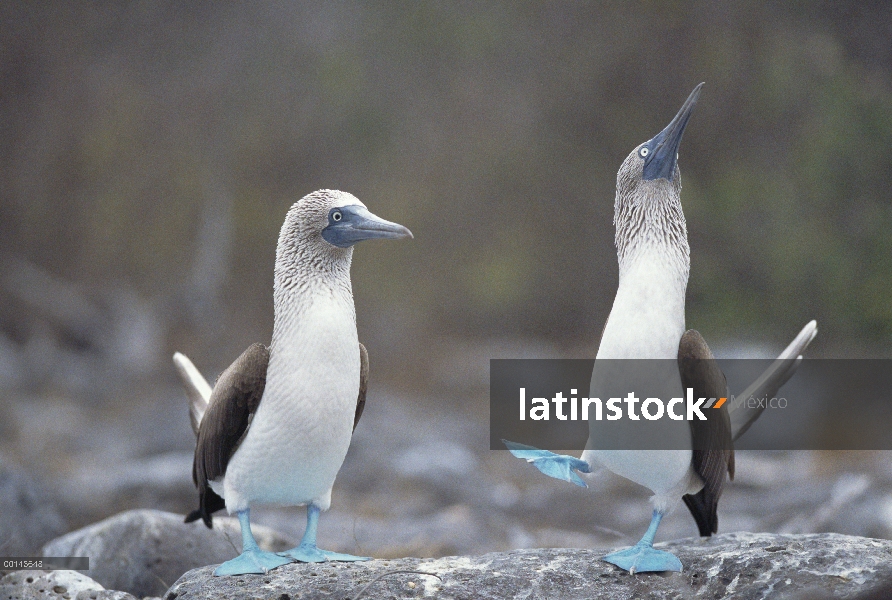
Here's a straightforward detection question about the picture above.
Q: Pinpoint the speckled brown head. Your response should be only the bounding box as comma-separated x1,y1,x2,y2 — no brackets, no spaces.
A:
613,84,702,270
274,189,412,294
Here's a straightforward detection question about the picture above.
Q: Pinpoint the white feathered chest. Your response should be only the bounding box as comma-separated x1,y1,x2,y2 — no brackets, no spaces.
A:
219,286,359,510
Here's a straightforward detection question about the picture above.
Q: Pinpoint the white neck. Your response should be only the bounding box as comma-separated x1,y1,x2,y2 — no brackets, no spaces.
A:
264,237,358,409
597,239,689,359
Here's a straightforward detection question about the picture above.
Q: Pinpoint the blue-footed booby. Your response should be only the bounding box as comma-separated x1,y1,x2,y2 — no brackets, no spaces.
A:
505,84,817,573
173,189,411,576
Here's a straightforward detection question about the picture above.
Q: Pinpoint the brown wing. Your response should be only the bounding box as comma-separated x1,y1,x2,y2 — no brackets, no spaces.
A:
185,343,269,528
677,330,735,537
353,343,368,431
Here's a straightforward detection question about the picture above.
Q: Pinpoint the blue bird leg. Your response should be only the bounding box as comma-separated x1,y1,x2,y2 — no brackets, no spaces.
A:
277,504,370,563
639,510,663,546
502,440,591,487
602,510,683,574
213,509,292,576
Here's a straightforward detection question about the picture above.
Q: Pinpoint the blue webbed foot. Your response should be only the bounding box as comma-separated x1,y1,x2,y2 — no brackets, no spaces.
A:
214,549,292,576
502,440,591,487
283,503,371,563
603,543,682,574
278,542,370,563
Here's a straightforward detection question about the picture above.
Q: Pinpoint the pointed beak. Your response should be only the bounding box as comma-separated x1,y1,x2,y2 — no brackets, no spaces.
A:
322,205,413,248
642,82,703,182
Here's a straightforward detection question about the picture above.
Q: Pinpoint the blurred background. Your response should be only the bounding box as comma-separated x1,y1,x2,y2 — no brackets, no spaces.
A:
1,1,892,565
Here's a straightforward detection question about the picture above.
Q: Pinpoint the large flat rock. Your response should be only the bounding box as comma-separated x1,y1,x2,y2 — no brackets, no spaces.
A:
166,532,892,600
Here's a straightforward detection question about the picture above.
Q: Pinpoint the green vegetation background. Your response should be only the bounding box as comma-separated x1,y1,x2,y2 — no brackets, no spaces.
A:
1,2,890,392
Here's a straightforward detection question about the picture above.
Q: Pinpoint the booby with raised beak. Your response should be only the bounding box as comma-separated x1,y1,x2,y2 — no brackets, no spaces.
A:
505,85,817,573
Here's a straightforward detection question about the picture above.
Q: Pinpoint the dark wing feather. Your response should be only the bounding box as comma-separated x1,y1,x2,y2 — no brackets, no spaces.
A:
185,343,269,528
353,343,368,431
677,330,735,537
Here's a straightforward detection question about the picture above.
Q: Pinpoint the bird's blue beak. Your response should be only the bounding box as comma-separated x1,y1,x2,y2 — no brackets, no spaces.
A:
641,82,703,182
321,205,413,248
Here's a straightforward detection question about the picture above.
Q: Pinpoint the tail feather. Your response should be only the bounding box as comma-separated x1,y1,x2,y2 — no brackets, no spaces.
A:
173,351,224,527
184,488,225,528
683,489,717,537
730,320,817,441
173,352,212,436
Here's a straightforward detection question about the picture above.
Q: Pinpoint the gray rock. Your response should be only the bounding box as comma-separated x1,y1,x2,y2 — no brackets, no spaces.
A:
0,458,67,557
41,509,294,599
167,532,892,600
73,592,139,600
0,569,119,600
0,569,141,600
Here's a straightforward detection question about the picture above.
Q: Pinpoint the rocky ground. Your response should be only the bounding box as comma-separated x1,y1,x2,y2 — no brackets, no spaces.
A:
165,532,892,600
3,529,892,599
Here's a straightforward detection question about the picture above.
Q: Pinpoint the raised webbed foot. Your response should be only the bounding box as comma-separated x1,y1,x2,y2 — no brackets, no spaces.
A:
503,440,591,487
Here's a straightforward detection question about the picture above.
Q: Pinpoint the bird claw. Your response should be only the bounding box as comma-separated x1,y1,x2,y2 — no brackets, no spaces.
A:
503,440,591,487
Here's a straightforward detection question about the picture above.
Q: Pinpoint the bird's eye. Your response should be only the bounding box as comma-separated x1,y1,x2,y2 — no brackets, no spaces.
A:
639,147,649,158
332,211,342,222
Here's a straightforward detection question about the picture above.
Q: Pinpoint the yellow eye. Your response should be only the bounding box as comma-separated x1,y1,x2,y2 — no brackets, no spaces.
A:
639,147,649,158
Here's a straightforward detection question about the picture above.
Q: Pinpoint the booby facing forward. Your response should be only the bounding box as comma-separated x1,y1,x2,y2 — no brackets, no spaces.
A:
173,190,411,576
506,85,817,573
